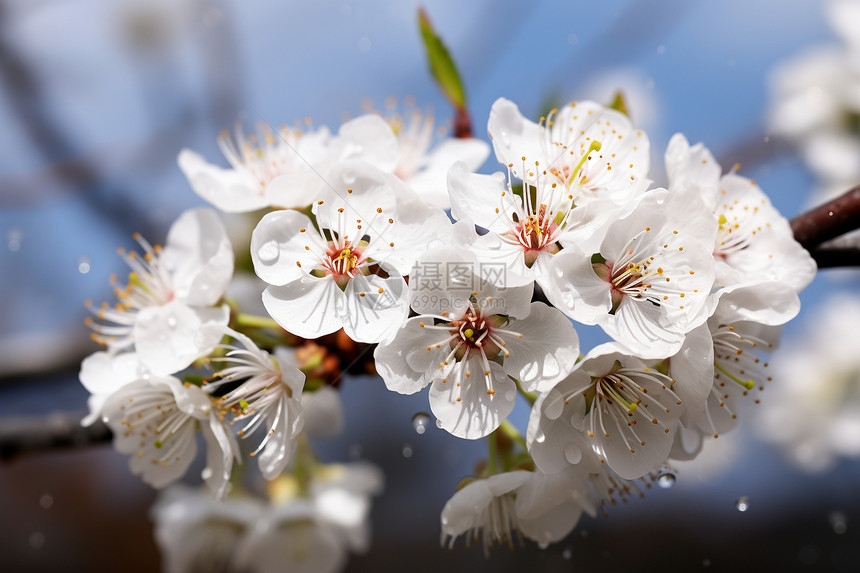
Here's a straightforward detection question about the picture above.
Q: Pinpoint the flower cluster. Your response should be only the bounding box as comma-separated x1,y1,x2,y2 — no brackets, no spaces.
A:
79,94,814,561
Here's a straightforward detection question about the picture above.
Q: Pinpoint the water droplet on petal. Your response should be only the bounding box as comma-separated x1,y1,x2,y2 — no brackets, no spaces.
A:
735,496,750,512
39,494,53,509
6,228,22,252
505,390,515,401
342,168,357,184
535,431,546,444
401,444,413,458
257,240,280,263
411,412,430,435
201,467,213,480
564,443,582,464
77,256,91,274
562,547,572,560
657,468,676,489
828,511,848,534
166,315,178,328
435,418,443,429
29,531,44,549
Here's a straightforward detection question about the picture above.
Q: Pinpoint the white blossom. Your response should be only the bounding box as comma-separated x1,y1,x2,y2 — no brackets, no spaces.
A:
375,247,580,439
178,115,399,213
101,375,238,498
545,189,716,358
528,343,684,480
203,327,305,480
440,468,593,553
85,208,233,375
251,160,450,343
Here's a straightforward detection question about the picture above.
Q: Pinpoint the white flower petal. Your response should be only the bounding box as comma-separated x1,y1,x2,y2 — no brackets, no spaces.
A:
430,360,515,439
162,208,234,307
502,302,580,392
251,209,320,287
263,277,345,339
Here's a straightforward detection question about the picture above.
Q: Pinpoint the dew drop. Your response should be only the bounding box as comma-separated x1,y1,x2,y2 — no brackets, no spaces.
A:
6,228,22,252
656,468,676,489
39,494,53,509
342,168,357,184
435,418,443,429
562,547,572,560
401,444,413,458
76,256,91,274
201,467,213,480
166,315,178,328
29,531,44,549
564,443,582,464
411,412,430,435
535,431,546,444
828,510,848,534
735,496,750,512
257,240,280,263
505,390,515,401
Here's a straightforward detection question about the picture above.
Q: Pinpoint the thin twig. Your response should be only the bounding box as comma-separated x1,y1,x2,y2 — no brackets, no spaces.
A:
0,411,111,461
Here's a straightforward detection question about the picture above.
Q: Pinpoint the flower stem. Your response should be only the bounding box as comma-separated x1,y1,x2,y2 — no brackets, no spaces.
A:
235,313,281,330
513,377,537,406
499,420,528,452
487,431,499,475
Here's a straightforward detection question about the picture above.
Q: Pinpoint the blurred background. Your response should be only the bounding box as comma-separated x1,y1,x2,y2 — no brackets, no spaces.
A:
2,0,860,571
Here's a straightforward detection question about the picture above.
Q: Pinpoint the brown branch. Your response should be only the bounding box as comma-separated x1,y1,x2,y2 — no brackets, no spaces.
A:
808,247,860,269
791,186,860,250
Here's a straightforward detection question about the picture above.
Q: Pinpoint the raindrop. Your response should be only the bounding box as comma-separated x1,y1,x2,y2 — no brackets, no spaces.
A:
411,412,430,435
401,444,413,458
201,467,213,480
735,496,750,512
349,444,362,459
828,511,848,534
505,390,515,401
39,494,53,509
656,45,666,55
564,443,582,464
435,418,443,429
535,431,546,444
77,256,91,274
7,228,22,252
257,240,280,263
167,315,178,328
342,168,357,184
656,468,676,489
562,547,572,560
357,36,372,52
29,531,44,549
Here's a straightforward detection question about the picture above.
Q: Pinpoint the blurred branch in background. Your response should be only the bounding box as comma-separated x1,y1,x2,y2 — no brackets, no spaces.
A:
0,410,110,461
